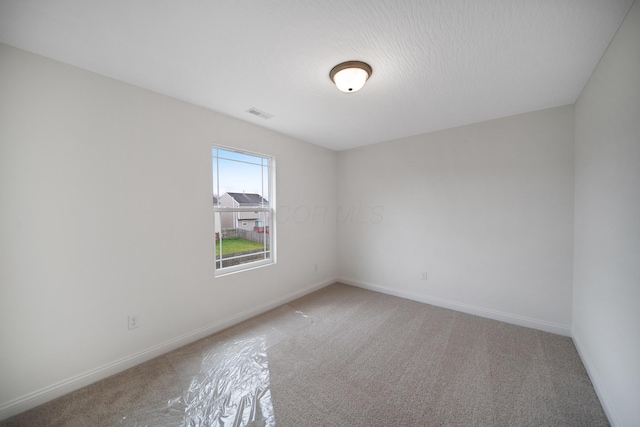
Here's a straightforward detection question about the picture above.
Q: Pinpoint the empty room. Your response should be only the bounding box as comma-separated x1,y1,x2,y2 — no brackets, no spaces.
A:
0,1,638,426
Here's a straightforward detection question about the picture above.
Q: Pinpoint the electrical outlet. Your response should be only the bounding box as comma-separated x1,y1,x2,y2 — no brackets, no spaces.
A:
128,315,139,330
421,272,428,281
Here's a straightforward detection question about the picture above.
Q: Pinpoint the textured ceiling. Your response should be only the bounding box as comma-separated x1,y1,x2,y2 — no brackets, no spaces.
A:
0,0,634,151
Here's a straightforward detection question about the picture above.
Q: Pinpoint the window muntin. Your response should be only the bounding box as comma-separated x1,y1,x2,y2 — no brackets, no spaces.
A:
213,146,275,276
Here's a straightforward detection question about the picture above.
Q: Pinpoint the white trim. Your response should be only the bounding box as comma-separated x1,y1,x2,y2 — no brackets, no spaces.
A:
215,256,273,277
338,276,571,336
212,144,273,164
572,329,618,427
0,277,337,422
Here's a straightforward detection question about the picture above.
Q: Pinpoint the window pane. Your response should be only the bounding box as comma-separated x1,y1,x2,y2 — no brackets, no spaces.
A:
215,148,265,167
218,158,267,198
215,218,270,268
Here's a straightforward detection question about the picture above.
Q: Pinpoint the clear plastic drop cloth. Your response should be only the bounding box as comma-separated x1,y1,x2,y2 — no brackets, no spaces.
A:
113,308,313,427
111,337,274,427
181,337,274,427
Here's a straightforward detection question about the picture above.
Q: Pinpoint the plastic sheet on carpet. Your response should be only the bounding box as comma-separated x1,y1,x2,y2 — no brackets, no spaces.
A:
114,308,313,426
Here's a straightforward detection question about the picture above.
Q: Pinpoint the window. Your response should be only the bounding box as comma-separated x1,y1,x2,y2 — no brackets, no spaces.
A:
212,146,275,276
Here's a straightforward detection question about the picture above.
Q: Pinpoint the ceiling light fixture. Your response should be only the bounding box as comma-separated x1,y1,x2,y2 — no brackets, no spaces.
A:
330,61,372,93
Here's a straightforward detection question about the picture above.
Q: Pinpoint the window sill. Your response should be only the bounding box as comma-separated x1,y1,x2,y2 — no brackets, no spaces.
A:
214,259,276,278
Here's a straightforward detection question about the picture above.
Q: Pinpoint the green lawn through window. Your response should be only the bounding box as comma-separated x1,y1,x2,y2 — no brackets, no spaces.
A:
216,238,266,256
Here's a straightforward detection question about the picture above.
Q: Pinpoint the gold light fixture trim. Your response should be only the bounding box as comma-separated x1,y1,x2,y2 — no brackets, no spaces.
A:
330,61,372,93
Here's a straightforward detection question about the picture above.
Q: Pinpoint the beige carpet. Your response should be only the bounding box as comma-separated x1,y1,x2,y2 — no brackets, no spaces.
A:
1,283,609,426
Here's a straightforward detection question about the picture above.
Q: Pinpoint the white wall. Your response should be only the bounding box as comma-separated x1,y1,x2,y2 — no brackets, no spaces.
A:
573,1,640,426
337,105,575,334
0,43,338,417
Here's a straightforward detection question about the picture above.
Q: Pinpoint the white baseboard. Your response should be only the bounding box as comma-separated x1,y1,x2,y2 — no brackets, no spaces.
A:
337,276,571,336
0,277,336,422
572,330,619,427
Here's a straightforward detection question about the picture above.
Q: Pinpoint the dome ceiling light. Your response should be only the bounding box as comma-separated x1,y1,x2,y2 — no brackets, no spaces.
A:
329,61,372,93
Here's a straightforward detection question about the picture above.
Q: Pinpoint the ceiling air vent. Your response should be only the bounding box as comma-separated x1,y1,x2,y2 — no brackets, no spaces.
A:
245,107,274,120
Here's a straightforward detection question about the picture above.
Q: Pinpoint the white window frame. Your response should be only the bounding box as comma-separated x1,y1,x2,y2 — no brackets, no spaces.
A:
213,145,276,277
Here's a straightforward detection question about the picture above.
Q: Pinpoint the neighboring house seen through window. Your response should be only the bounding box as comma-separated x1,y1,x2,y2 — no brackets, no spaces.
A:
212,146,275,276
